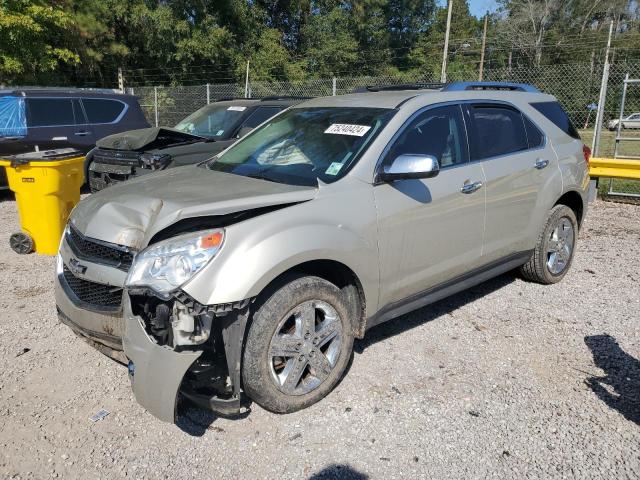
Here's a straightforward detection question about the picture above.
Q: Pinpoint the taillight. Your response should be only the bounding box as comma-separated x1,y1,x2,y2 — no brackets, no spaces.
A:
582,144,591,166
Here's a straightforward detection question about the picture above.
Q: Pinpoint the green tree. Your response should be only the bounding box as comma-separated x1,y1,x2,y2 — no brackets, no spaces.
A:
0,0,79,84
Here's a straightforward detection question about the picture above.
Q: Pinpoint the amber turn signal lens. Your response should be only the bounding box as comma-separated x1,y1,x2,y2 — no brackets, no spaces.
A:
201,231,223,249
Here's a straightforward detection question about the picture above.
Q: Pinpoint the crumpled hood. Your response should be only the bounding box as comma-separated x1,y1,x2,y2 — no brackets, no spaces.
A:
96,127,204,151
70,166,318,249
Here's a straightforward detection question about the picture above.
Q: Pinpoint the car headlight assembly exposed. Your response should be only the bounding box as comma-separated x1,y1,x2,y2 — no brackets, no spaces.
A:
126,229,224,295
139,153,171,170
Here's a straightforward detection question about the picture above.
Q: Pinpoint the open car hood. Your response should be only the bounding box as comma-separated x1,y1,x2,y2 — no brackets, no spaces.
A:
70,166,318,249
96,127,205,151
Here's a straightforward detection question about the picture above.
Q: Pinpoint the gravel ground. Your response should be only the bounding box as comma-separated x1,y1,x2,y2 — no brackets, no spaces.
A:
0,194,639,480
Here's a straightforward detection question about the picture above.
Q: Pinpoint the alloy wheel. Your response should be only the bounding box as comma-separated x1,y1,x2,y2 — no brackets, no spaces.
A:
546,217,574,275
268,300,342,396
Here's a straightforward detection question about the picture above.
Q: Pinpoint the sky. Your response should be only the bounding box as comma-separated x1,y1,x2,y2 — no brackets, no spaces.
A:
447,0,499,18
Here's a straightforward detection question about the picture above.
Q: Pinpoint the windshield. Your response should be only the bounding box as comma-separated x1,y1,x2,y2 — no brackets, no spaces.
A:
206,107,394,186
174,104,247,138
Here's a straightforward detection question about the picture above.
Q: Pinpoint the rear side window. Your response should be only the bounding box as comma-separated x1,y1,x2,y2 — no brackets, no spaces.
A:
531,101,580,139
82,99,125,123
240,106,283,129
471,105,528,159
523,115,544,148
26,98,74,127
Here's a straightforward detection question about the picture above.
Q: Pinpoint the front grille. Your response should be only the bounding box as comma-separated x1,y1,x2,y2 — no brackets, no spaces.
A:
62,265,123,308
93,148,141,166
66,225,134,271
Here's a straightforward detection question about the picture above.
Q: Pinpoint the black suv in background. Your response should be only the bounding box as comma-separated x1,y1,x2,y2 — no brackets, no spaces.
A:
0,88,150,189
87,97,306,192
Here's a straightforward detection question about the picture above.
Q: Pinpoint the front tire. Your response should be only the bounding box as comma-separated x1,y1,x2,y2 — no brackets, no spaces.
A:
520,205,578,284
242,276,354,413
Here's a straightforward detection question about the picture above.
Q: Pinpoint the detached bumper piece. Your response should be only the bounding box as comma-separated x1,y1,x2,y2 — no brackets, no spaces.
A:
123,294,250,423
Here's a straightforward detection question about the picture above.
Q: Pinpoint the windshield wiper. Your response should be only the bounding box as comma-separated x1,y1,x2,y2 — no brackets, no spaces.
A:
243,172,279,183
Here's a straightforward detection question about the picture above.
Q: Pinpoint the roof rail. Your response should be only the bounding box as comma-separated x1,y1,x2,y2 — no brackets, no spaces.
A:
212,96,253,102
443,82,539,93
259,96,313,101
1,86,122,94
354,83,446,93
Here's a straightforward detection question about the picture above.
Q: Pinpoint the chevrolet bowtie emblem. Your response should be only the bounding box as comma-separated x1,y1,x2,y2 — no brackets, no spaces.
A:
69,258,88,275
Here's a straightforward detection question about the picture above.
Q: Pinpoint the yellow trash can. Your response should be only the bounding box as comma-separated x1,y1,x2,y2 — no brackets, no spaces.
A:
0,148,85,255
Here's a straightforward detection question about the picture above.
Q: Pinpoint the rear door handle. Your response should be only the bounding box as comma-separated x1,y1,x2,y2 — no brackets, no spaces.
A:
74,131,90,137
534,159,549,169
461,181,483,194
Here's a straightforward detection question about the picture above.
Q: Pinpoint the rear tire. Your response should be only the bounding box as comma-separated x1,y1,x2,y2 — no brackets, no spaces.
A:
242,275,354,414
520,205,578,284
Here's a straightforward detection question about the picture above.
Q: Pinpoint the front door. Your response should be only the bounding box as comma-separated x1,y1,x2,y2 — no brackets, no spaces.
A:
374,104,486,308
25,97,77,152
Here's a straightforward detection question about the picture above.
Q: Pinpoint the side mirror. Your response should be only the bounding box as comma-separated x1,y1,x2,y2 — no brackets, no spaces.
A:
236,126,253,139
379,154,440,182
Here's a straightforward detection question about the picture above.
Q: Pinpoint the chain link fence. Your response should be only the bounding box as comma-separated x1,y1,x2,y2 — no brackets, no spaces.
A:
127,61,640,200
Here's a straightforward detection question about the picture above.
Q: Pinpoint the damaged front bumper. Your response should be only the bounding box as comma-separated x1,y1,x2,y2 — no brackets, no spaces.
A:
122,293,250,423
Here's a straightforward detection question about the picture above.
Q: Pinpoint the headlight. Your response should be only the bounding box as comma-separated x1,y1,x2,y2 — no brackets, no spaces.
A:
140,153,171,170
59,224,70,254
125,229,224,294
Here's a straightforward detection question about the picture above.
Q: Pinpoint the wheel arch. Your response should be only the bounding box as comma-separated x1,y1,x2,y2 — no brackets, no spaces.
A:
554,190,584,227
252,259,368,339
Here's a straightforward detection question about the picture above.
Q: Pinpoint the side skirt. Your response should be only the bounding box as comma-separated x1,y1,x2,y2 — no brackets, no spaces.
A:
365,251,532,330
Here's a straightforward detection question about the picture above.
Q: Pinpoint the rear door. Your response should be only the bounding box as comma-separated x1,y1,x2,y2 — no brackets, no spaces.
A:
466,102,558,261
81,98,128,141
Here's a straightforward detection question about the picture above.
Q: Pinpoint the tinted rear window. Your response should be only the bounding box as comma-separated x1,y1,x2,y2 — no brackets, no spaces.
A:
471,105,528,159
531,101,580,139
26,98,74,127
82,99,125,123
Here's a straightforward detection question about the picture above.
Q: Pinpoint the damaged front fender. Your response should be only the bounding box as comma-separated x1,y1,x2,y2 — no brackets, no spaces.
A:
122,293,251,423
123,302,201,423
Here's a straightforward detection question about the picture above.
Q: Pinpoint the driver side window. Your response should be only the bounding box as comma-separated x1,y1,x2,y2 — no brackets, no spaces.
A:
386,104,469,168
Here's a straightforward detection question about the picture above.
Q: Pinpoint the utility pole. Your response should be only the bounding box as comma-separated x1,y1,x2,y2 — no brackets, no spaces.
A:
440,0,453,84
592,20,614,157
478,12,489,81
244,60,250,98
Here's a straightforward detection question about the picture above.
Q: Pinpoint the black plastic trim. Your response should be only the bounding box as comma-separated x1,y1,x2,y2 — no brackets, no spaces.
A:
366,251,532,329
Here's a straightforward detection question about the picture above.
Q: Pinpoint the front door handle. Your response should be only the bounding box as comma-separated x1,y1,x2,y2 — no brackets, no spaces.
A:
74,131,90,137
534,159,549,169
461,181,483,194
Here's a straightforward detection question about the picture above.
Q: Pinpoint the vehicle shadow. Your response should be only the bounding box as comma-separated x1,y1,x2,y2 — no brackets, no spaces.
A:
177,272,517,436
308,464,369,479
0,189,14,203
584,334,640,425
392,179,432,204
175,398,252,437
355,271,516,353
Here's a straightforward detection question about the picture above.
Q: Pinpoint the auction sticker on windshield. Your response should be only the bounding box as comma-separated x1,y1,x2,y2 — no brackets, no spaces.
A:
324,124,371,136
227,106,247,111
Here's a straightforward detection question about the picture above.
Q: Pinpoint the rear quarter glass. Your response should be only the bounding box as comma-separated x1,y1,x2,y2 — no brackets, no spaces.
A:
531,101,581,140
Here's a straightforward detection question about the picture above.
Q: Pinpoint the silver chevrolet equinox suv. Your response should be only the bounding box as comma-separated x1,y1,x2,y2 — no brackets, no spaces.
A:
55,82,590,423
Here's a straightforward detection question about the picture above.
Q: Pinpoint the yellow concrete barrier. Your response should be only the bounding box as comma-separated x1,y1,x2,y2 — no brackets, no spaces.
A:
590,157,640,180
